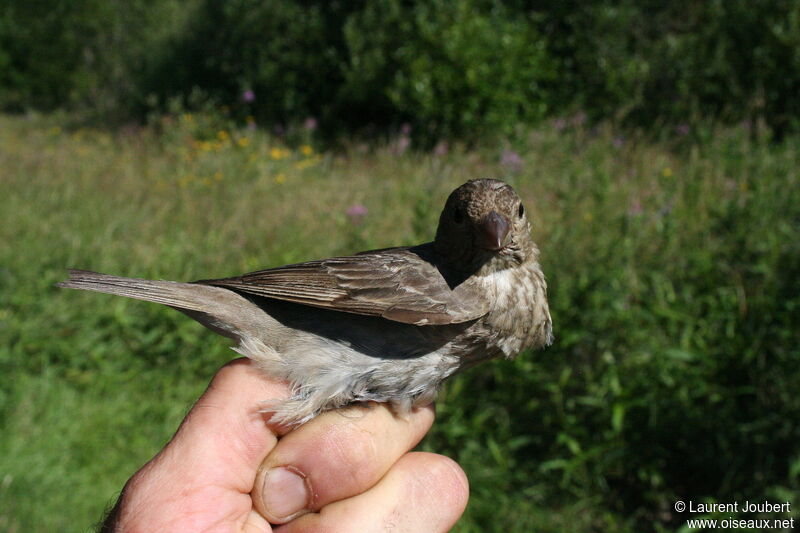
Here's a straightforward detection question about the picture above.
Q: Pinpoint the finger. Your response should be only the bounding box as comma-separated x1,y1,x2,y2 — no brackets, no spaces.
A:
152,358,292,491
112,359,291,531
253,402,435,523
241,510,273,533
275,452,469,533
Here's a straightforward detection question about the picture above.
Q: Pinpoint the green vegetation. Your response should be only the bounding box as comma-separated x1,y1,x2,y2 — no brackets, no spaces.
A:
3,2,798,530
1,113,798,532
3,1,800,139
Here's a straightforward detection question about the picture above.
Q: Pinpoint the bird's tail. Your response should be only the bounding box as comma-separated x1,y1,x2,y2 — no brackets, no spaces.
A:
57,269,270,340
58,270,215,310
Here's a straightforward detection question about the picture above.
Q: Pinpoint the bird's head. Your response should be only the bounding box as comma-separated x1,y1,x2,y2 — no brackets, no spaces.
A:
434,179,537,274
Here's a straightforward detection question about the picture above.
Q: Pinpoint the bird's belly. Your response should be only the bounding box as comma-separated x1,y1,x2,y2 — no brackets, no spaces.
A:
236,297,482,424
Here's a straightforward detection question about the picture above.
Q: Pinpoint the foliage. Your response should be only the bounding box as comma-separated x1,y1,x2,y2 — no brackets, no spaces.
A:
1,114,799,531
0,0,194,116
343,0,554,140
138,0,359,127
0,0,103,110
533,0,800,136
4,1,800,138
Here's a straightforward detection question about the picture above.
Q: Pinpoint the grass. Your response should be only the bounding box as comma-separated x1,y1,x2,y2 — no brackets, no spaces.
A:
1,113,798,532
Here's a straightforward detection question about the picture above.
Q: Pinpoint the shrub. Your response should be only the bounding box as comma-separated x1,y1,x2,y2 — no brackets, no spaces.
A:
343,0,554,141
3,1,800,139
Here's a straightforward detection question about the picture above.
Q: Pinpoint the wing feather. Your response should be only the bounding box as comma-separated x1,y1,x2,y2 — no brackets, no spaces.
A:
195,245,488,325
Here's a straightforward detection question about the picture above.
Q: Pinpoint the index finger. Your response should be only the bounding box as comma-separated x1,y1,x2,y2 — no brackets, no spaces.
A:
156,358,292,492
252,402,435,523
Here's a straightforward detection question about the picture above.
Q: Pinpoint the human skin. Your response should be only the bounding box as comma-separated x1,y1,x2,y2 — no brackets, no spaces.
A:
99,358,469,532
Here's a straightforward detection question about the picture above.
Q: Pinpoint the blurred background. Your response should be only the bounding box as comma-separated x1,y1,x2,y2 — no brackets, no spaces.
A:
1,1,799,531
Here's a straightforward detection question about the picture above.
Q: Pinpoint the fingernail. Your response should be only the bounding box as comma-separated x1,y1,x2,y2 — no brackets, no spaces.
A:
261,466,310,520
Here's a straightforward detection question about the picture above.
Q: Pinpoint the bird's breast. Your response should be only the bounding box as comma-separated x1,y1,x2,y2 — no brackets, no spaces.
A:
479,263,552,357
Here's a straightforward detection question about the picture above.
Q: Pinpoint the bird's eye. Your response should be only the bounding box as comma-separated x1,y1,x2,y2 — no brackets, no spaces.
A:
453,207,464,224
518,204,525,218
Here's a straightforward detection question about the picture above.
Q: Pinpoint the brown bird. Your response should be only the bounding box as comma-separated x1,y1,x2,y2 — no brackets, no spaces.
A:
59,179,552,425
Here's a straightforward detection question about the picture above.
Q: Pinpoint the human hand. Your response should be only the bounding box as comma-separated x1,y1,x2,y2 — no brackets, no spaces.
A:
100,358,469,532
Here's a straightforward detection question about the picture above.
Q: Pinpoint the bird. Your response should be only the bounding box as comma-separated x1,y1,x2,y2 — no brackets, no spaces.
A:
59,178,553,426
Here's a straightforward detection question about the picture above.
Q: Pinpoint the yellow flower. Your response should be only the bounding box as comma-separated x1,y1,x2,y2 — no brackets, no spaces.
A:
199,141,212,152
294,157,321,170
269,147,288,160
662,167,673,177
214,171,223,181
301,145,314,156
237,137,250,148
275,173,286,184
217,130,229,141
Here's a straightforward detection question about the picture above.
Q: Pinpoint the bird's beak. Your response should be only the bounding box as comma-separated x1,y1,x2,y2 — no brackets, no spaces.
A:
477,211,511,250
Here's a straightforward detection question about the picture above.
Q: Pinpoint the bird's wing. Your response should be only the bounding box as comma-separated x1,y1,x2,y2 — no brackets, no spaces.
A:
195,246,489,325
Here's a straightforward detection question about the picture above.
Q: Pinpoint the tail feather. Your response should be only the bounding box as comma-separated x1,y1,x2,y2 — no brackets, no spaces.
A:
57,270,213,312
58,269,273,340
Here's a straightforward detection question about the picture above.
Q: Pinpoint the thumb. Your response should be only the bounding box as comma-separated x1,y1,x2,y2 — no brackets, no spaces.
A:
150,358,292,492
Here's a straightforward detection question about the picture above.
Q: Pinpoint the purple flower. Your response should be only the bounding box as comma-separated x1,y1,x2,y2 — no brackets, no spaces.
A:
346,204,368,225
613,136,625,148
676,123,690,136
400,123,412,135
434,141,449,156
628,199,643,217
392,135,411,155
571,111,587,127
242,90,255,103
553,118,567,132
304,117,318,131
500,149,524,173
